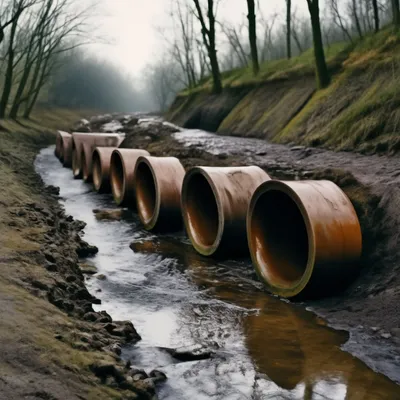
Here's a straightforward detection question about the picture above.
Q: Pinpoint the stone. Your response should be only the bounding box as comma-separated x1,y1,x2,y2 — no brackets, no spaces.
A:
381,332,392,339
76,241,98,258
79,263,98,275
43,251,56,263
83,312,98,322
96,274,107,281
93,208,124,221
149,370,167,383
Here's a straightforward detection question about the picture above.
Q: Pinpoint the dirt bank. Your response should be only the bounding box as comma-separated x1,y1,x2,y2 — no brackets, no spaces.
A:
0,116,163,399
120,120,400,383
167,29,400,156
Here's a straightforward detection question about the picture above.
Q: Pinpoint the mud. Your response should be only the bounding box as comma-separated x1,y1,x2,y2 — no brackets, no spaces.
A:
0,122,164,399
37,142,400,400
119,120,400,384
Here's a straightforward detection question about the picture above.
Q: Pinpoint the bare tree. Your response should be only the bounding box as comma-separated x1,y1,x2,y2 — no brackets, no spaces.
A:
351,0,363,38
329,0,353,42
393,0,400,27
144,58,183,111
219,20,248,68
286,0,292,59
372,0,380,32
246,0,259,74
192,0,222,93
257,7,278,62
306,0,330,88
0,0,38,118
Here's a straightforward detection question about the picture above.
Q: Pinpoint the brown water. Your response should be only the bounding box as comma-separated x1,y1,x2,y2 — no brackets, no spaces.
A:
36,146,400,400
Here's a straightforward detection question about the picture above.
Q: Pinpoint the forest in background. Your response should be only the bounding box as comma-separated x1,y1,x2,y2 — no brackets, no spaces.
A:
0,0,399,116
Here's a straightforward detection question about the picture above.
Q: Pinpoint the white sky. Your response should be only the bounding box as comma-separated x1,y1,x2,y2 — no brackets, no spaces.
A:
89,0,309,77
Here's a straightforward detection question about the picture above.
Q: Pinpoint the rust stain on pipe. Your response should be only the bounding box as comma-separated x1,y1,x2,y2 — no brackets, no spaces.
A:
181,166,270,257
110,149,150,206
134,156,185,232
55,131,71,161
71,133,125,179
247,180,362,299
92,147,118,193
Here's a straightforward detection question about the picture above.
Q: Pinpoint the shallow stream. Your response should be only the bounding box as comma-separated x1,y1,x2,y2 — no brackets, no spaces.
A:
36,145,400,400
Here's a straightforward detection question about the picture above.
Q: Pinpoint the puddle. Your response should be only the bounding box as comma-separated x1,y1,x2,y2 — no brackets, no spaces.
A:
36,146,400,400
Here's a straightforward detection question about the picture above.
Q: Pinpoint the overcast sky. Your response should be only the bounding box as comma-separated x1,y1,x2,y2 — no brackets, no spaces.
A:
89,0,309,78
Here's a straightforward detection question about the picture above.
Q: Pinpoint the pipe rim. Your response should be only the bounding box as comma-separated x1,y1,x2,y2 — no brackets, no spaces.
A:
92,149,102,191
247,180,316,297
81,147,90,181
72,147,81,178
110,150,126,205
181,167,224,256
134,157,160,230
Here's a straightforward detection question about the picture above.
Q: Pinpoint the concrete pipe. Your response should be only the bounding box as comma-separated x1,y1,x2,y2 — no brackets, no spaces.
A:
61,135,73,168
181,166,270,257
109,149,150,206
247,180,362,299
92,147,118,193
71,133,125,179
55,131,70,160
134,156,185,231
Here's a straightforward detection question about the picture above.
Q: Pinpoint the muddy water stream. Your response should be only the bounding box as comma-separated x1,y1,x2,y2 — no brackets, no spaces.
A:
36,146,400,399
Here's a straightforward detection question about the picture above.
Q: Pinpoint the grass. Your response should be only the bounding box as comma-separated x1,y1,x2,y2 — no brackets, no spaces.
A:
172,26,400,155
180,41,351,95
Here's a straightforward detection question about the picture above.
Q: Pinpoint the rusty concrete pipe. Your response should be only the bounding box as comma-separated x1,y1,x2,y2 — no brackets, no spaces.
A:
92,147,118,193
71,133,125,179
247,180,362,299
134,156,185,231
181,166,270,257
55,131,70,161
61,135,73,168
110,149,150,206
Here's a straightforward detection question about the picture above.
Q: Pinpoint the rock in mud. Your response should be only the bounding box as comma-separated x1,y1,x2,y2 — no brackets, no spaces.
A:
76,240,98,257
158,345,213,362
79,263,98,275
93,208,124,221
149,370,167,384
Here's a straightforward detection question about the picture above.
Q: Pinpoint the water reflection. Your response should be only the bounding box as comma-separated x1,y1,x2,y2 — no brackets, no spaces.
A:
36,146,400,400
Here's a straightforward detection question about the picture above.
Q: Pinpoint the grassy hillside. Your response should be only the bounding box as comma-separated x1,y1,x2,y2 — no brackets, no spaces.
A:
168,27,400,155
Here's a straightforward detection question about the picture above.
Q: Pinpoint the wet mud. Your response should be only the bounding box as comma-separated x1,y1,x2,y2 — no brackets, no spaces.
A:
36,113,400,398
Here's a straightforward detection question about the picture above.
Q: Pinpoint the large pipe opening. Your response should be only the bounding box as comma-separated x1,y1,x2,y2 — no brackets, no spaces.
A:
184,173,219,248
92,150,101,190
135,161,156,223
72,145,80,177
110,152,124,202
59,143,64,162
81,148,89,181
250,190,308,288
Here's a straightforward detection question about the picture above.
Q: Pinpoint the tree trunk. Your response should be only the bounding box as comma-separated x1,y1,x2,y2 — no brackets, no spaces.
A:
9,59,34,119
0,16,19,119
372,0,379,32
393,0,400,28
307,0,330,89
352,0,363,38
24,56,44,118
246,0,259,75
286,0,292,59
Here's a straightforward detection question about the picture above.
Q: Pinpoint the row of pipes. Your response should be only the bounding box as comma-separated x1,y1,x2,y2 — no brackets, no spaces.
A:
55,130,362,299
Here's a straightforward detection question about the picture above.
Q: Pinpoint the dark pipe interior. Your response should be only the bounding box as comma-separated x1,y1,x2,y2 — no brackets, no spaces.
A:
185,173,219,248
92,151,101,189
111,153,124,200
72,147,79,176
250,190,308,288
81,149,88,180
136,162,156,222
